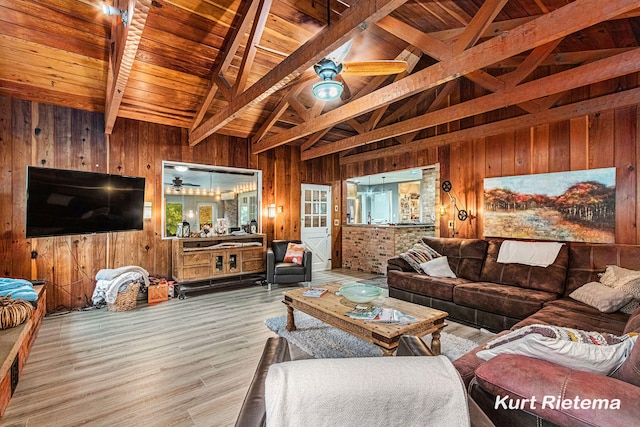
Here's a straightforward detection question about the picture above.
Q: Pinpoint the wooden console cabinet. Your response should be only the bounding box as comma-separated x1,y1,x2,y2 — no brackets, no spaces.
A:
172,234,266,297
0,285,46,417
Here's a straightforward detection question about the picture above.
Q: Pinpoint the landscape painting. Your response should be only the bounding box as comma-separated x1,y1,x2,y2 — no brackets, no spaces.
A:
483,168,616,243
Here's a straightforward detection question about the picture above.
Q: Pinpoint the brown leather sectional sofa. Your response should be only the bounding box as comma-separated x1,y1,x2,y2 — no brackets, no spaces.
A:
389,236,640,426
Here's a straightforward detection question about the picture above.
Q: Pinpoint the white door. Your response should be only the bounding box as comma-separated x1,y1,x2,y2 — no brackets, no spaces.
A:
301,184,332,272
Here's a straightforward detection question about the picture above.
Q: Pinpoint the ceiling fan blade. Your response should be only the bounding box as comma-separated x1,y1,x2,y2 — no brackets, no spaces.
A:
341,60,408,76
325,40,353,65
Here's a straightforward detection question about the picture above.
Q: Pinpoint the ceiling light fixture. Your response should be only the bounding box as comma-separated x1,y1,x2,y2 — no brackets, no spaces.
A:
312,59,344,101
102,4,129,26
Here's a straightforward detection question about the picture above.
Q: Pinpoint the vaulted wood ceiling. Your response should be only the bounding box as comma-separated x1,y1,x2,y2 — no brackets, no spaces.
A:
2,0,640,163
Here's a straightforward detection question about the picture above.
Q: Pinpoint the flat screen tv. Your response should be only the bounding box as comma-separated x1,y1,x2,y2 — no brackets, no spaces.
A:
26,166,145,238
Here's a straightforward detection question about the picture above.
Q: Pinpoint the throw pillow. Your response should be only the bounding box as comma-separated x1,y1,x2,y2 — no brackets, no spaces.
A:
420,256,456,278
476,324,638,376
569,282,634,313
400,243,441,273
283,243,305,265
599,265,640,289
620,300,640,315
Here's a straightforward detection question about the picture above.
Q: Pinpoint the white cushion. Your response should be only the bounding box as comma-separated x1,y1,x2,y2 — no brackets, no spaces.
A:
476,324,637,375
569,282,634,313
420,256,456,278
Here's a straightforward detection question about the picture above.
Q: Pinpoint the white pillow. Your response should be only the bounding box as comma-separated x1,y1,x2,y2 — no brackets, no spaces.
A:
569,282,634,313
476,324,637,375
420,256,456,278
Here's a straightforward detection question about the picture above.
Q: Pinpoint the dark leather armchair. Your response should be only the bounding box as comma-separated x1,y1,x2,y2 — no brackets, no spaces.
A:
235,336,495,427
266,240,312,290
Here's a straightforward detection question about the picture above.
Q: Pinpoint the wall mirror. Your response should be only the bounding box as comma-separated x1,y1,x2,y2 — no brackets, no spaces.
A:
345,167,436,225
162,161,262,238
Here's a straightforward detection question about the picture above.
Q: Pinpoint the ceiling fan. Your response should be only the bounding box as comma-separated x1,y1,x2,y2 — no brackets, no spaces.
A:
312,40,408,101
165,176,200,190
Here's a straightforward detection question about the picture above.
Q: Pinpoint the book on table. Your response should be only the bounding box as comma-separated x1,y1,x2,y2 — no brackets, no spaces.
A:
302,287,328,298
370,308,418,324
345,305,382,320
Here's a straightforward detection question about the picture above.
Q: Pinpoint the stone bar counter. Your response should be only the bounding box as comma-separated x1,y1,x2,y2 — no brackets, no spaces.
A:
342,224,435,274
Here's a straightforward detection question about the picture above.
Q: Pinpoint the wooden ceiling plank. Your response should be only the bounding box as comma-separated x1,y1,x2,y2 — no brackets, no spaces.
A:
190,0,261,131
491,48,636,68
301,47,640,160
340,87,640,166
254,0,639,154
452,0,509,53
189,0,411,146
104,0,152,134
376,16,453,60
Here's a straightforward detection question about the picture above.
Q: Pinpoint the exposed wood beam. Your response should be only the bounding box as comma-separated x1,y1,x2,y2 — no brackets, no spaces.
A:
233,0,273,95
300,129,331,151
502,39,563,88
452,0,509,53
104,0,151,134
340,87,640,165
250,84,305,144
301,48,640,160
189,0,411,146
378,89,436,127
254,0,640,154
190,0,261,131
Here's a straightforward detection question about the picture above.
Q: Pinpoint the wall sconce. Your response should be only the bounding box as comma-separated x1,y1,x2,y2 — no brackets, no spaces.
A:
441,180,471,237
439,205,447,216
268,204,276,218
102,4,129,26
277,206,283,214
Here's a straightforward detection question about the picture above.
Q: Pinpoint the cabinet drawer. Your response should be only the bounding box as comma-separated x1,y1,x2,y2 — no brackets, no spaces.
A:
182,265,211,280
183,252,211,266
243,258,265,272
243,248,264,260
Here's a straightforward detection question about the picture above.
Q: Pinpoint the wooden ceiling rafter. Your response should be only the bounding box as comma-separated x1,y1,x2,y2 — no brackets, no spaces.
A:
340,86,640,165
301,47,640,160
450,0,509,54
104,0,152,134
252,0,640,155
189,0,412,146
190,0,262,131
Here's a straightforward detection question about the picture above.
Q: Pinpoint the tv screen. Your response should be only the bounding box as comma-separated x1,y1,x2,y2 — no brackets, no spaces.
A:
26,166,145,238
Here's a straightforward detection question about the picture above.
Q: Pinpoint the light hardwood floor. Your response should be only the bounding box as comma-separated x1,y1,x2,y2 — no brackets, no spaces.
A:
3,269,492,426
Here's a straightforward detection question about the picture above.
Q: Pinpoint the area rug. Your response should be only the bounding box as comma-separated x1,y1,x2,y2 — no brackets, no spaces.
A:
265,312,478,361
356,276,388,289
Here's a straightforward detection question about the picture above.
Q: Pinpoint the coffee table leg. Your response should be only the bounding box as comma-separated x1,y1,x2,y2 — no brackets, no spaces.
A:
431,330,441,355
286,305,296,331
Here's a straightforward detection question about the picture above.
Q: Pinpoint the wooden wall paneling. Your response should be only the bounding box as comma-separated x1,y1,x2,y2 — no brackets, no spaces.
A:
472,138,486,238
548,120,571,172
258,151,275,243
138,121,156,274
11,99,31,279
53,237,73,311
637,107,640,244
485,134,503,178
500,131,515,177
0,96,11,276
289,146,301,238
570,116,589,170
514,127,531,176
438,144,450,237
614,106,637,244
588,110,615,169
451,141,474,238
532,124,549,174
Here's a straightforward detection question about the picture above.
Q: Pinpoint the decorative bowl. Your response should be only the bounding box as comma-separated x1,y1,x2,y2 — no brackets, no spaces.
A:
339,284,383,303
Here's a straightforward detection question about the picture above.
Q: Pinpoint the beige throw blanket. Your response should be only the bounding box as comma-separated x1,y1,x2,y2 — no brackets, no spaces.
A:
265,355,470,426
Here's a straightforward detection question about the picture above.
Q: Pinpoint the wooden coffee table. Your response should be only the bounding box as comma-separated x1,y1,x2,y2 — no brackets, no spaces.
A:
282,283,448,356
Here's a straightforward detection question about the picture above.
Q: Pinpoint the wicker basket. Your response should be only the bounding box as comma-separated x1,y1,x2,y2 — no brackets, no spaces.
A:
107,282,140,312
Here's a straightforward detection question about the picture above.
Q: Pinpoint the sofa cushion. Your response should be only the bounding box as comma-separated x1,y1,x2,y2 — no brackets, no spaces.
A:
453,282,558,319
387,270,470,301
400,242,440,273
479,239,568,294
513,298,630,335
612,339,640,386
420,236,488,281
474,354,640,427
624,305,640,334
565,243,640,295
420,256,456,278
